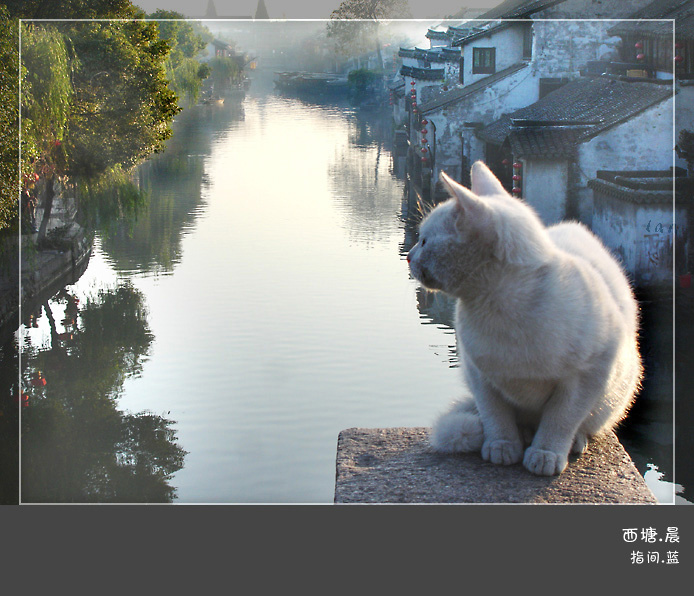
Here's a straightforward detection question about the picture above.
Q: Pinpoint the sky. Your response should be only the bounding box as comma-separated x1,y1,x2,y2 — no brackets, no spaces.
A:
132,0,504,19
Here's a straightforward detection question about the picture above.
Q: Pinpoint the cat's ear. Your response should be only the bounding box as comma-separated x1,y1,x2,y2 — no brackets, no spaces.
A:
440,171,483,209
470,161,508,197
439,171,488,229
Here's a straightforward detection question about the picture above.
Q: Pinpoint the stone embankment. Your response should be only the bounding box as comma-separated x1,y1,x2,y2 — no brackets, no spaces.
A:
334,427,657,504
0,195,91,337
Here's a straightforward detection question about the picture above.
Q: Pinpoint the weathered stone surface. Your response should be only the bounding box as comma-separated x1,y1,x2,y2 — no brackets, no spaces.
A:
334,427,657,504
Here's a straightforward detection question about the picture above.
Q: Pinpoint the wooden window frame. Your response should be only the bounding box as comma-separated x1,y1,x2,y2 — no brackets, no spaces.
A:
472,47,496,74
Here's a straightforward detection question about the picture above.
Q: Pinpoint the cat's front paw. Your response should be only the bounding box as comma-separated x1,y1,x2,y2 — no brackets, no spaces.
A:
571,432,589,454
523,446,568,476
481,439,523,466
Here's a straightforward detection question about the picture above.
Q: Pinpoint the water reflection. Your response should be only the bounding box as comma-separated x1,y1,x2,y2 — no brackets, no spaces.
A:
20,284,186,502
100,99,246,277
328,110,405,248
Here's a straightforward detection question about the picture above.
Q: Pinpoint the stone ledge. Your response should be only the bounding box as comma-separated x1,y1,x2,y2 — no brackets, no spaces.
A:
334,427,658,504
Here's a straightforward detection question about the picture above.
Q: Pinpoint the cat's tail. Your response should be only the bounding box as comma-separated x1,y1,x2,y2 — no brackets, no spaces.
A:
429,399,484,453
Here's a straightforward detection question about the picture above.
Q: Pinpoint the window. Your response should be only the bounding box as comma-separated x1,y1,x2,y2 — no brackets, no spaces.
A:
459,56,464,84
472,47,496,74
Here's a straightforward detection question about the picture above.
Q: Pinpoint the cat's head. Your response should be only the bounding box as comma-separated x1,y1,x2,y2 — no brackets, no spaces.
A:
407,161,553,297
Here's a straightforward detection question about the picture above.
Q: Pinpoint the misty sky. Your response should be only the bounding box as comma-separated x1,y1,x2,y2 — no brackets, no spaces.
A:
133,0,503,19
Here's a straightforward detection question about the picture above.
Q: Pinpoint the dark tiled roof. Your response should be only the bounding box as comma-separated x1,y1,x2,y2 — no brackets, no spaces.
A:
451,0,566,45
477,76,674,157
453,22,513,46
509,125,592,157
400,47,460,63
426,28,453,40
400,65,445,80
420,62,528,113
477,114,513,144
608,0,694,40
588,170,692,204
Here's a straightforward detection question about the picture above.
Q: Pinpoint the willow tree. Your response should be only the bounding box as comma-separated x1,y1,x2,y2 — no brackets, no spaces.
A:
21,24,73,242
327,0,411,70
0,6,20,232
209,55,242,94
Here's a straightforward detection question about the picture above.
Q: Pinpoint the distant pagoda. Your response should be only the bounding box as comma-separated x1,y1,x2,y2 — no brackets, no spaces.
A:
255,0,270,19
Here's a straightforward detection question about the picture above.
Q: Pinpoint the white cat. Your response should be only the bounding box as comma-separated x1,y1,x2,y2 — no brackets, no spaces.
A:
407,161,642,476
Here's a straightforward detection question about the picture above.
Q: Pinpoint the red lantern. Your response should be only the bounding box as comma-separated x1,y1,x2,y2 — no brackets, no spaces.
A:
421,119,428,125
636,53,645,60
502,159,510,165
513,162,522,169
411,80,416,85
635,42,643,49
675,55,684,63
421,157,427,163
512,174,521,181
512,188,522,194
421,147,427,154
421,129,427,135
675,42,685,49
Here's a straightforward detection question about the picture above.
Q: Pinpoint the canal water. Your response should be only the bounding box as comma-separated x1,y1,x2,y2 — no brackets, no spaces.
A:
16,71,691,504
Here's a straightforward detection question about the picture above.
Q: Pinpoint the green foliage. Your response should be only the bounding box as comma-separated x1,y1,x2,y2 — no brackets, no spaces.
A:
1,2,184,232
77,165,147,232
348,68,381,103
209,55,241,91
0,6,20,231
4,0,139,19
149,11,212,106
21,24,73,174
61,19,180,179
150,10,210,66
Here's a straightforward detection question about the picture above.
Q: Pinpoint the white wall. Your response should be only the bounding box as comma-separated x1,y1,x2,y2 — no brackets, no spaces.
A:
531,20,624,79
575,95,674,222
521,159,569,225
592,191,687,286
462,26,525,86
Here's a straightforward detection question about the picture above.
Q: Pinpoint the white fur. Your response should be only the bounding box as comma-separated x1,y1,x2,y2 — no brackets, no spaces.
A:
407,161,642,476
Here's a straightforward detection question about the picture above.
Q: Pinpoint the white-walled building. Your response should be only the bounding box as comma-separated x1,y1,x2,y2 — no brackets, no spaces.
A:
477,76,674,225
408,0,653,196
